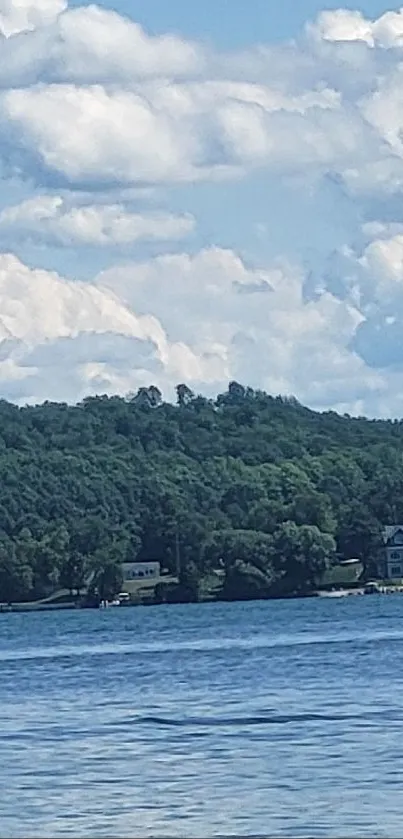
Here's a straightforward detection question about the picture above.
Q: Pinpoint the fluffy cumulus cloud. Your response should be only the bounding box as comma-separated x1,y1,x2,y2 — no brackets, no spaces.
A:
0,245,390,415
0,80,352,188
0,195,195,246
2,0,403,414
0,0,403,193
95,246,391,415
0,1,398,192
0,3,202,82
0,0,65,37
0,0,402,194
0,252,219,403
310,8,403,48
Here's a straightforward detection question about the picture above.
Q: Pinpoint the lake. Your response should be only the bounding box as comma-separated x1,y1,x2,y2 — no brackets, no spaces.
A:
1,596,403,837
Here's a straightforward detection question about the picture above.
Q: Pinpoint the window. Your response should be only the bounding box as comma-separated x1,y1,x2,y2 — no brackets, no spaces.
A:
391,551,401,560
391,565,402,577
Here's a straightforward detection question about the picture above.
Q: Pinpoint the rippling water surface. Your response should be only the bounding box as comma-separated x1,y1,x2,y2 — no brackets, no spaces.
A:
2,596,403,837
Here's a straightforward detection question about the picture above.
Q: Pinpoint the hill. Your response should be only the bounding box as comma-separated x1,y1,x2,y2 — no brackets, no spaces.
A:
0,381,399,604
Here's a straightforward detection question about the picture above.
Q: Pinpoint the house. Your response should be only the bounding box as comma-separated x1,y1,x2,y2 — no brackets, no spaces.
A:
121,561,161,582
382,526,403,579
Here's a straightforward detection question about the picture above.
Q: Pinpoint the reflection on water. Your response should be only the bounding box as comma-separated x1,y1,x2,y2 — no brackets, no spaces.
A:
1,596,403,837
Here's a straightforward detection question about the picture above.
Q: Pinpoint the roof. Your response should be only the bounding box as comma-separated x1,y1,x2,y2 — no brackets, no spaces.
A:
382,525,403,544
121,560,160,566
339,558,361,565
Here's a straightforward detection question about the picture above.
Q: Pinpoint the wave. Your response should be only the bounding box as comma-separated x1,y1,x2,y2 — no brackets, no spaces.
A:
130,710,387,728
2,627,403,663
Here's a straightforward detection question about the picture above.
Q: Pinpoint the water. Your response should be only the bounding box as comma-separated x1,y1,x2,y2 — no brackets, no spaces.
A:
1,596,403,837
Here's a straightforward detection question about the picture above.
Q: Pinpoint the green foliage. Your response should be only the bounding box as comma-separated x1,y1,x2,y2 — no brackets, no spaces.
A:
0,382,399,603
321,561,363,588
91,560,124,602
271,521,336,594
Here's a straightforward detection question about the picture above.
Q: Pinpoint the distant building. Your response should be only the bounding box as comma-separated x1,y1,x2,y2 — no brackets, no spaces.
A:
121,561,161,582
382,526,403,579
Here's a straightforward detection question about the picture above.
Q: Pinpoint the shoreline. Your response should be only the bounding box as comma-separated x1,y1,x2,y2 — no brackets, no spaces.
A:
2,582,403,613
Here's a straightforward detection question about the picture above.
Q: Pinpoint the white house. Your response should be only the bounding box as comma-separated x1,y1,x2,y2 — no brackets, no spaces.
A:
121,561,161,582
382,526,403,579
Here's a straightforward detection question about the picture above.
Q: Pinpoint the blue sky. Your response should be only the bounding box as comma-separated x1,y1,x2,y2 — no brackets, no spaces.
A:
1,0,403,415
86,0,395,45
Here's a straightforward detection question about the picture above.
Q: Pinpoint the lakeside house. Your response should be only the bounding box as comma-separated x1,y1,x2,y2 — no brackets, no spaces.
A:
382,526,403,579
121,561,161,582
120,561,165,605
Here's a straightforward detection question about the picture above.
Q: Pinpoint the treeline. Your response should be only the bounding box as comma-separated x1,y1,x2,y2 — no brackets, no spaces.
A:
0,381,400,604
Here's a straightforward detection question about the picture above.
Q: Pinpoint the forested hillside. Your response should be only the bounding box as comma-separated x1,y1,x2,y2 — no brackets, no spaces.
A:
0,381,400,604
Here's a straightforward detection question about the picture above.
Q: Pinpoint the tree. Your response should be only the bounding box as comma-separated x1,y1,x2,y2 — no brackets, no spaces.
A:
271,521,336,594
134,386,162,408
0,542,33,603
176,384,195,407
92,561,123,602
179,560,201,602
204,529,277,600
336,502,382,577
0,382,401,603
59,552,87,597
287,490,336,534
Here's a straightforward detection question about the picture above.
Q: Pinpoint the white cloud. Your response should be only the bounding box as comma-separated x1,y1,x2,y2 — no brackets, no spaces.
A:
0,251,231,404
309,10,375,45
359,233,403,286
343,224,403,300
0,252,161,343
0,195,195,246
0,0,65,37
96,246,377,411
0,5,202,86
49,4,202,79
0,244,398,415
310,7,403,49
316,226,403,398
1,83,200,185
0,1,400,194
0,77,366,187
358,68,403,186
2,2,403,416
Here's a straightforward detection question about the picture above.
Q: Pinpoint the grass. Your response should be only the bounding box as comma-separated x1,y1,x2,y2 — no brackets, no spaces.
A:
198,571,224,601
122,575,178,594
122,575,179,604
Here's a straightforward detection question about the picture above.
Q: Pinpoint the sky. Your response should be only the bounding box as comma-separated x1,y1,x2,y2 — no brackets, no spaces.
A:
2,1,403,415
